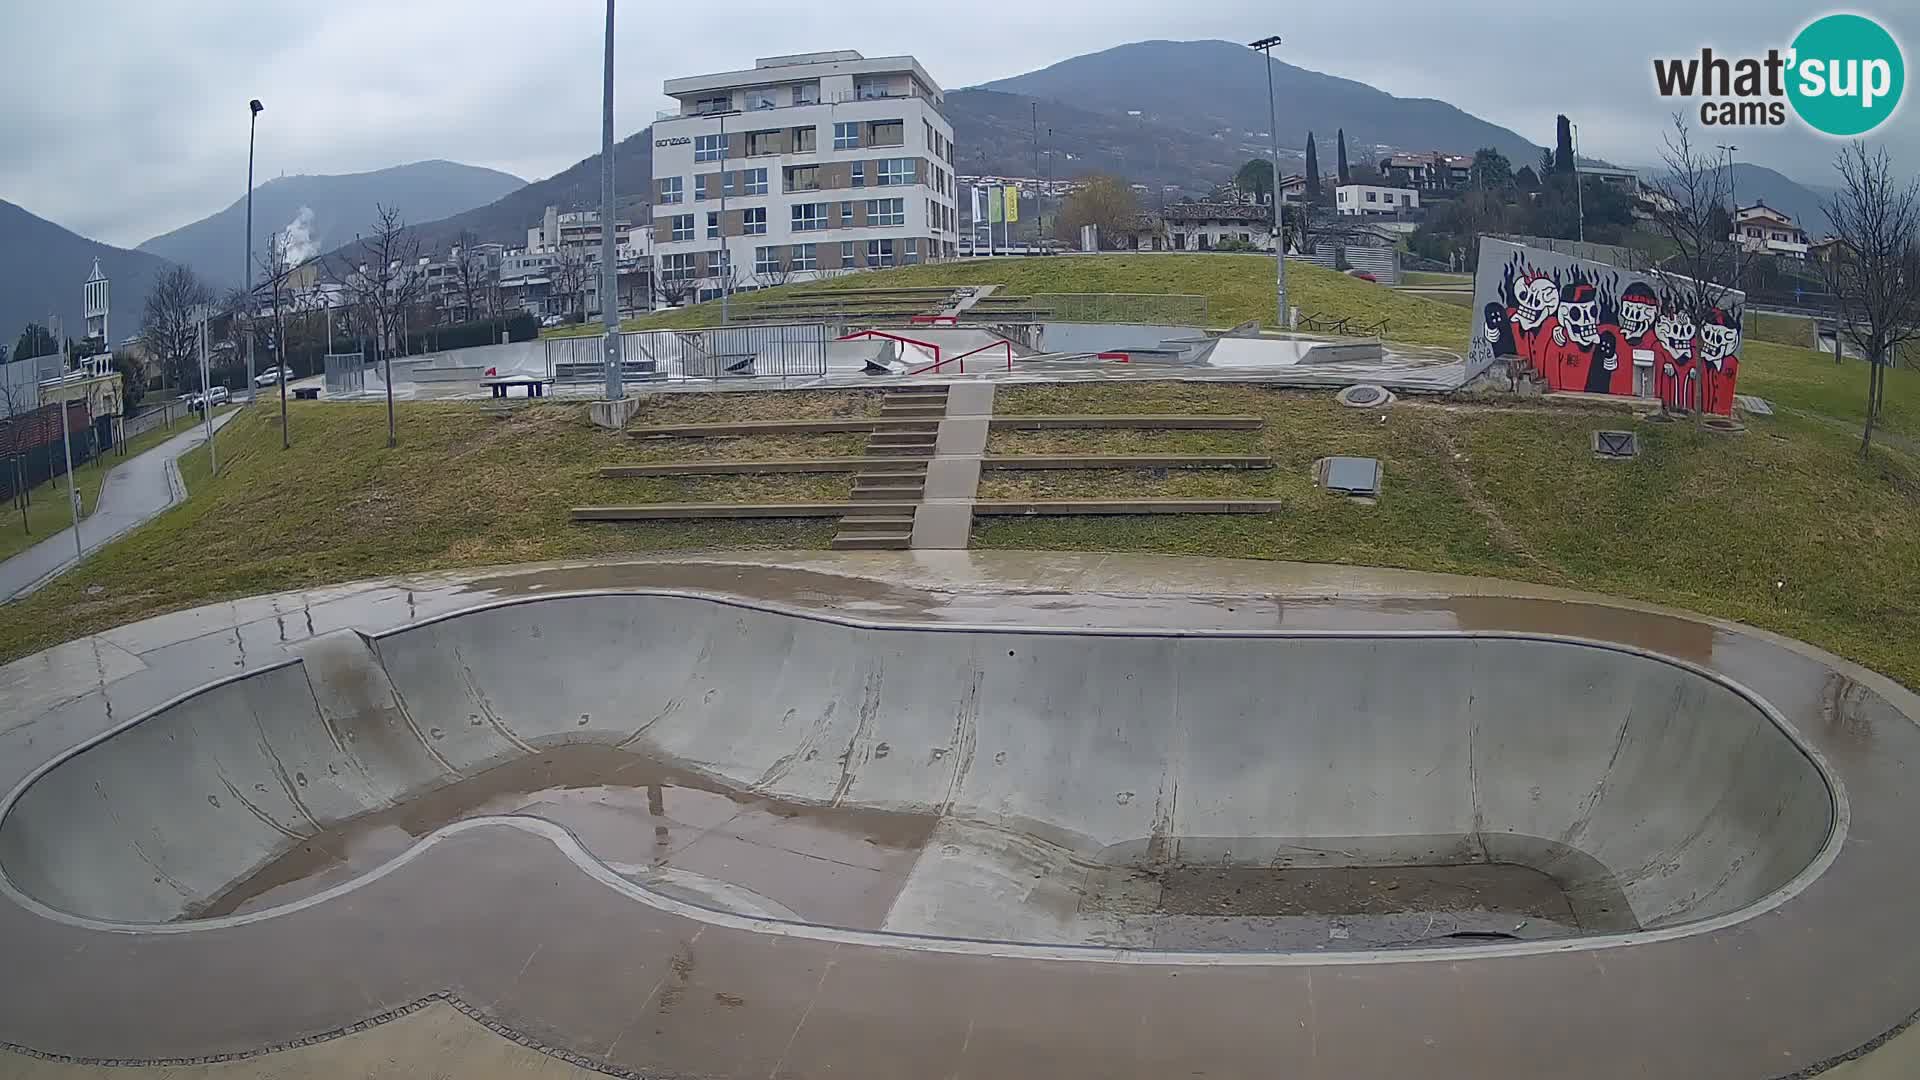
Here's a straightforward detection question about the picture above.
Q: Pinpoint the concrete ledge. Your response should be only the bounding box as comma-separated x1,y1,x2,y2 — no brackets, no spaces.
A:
984,455,1273,470
626,417,936,438
571,502,915,521
972,499,1282,515
988,414,1264,431
599,458,926,477
589,397,645,430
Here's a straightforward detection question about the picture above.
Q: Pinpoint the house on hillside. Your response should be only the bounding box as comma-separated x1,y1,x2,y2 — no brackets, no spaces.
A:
1378,152,1472,191
1579,164,1641,195
1335,184,1419,217
1160,202,1277,251
1733,202,1810,258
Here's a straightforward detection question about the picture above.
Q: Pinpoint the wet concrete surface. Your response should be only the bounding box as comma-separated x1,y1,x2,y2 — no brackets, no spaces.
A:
197,745,934,925
0,552,1917,1078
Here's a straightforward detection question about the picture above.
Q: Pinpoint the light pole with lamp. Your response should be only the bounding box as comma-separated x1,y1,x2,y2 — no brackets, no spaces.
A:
244,99,263,401
599,0,624,402
1716,143,1740,287
1247,36,1290,329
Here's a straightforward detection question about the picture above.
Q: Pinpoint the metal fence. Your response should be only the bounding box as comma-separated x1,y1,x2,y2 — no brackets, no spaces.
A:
548,325,831,383
324,352,366,396
1299,245,1400,284
1025,293,1210,325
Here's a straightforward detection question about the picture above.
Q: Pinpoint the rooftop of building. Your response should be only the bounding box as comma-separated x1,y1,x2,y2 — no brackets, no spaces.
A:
663,51,943,102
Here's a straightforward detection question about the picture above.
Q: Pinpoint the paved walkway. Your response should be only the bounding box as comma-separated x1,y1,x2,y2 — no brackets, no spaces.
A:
0,411,236,602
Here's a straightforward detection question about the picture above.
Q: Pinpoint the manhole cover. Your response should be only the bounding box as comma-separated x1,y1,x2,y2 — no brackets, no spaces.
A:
1592,430,1639,460
1336,384,1393,408
1323,456,1382,496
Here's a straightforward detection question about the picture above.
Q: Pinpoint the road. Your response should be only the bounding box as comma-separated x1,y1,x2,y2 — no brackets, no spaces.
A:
0,410,236,602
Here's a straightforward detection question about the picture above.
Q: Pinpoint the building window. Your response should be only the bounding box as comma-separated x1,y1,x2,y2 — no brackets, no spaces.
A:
1365,190,1377,202
791,244,817,271
792,203,827,232
746,129,780,156
694,174,711,201
904,237,921,265
661,253,696,281
707,212,720,239
694,95,729,114
924,120,934,148
784,165,819,192
841,240,856,264
745,87,779,111
694,134,724,162
841,201,855,222
867,198,905,226
670,214,694,242
791,126,817,153
742,207,766,235
658,176,683,204
851,161,864,188
870,120,904,147
867,239,896,267
878,158,913,186
792,82,819,106
855,79,887,100
833,122,860,150
755,246,780,275
743,168,768,195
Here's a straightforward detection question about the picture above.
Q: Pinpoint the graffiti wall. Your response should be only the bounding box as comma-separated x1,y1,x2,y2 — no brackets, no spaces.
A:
1468,237,1745,414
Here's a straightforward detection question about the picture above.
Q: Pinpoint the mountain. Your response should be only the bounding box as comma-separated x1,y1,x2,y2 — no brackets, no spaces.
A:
946,88,1257,196
138,160,525,287
977,39,1542,173
1632,162,1835,236
0,200,175,353
323,135,654,262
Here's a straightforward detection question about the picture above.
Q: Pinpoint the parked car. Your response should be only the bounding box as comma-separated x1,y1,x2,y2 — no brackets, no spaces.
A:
254,366,292,386
540,314,565,328
1346,270,1379,283
190,387,231,411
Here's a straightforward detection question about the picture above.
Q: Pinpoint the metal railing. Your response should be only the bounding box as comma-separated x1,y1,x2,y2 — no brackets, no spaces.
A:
548,325,831,383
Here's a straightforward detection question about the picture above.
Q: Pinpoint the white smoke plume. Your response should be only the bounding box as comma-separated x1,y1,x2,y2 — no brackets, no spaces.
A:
279,206,318,266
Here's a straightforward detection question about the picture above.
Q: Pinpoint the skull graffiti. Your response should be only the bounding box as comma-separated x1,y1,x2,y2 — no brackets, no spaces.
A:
1619,283,1659,340
1656,309,1696,360
1557,283,1600,346
1515,274,1559,330
1700,308,1740,366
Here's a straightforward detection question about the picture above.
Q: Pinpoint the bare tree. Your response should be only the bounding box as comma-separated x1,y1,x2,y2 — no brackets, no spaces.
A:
1817,141,1920,457
653,270,696,309
255,231,299,449
326,203,423,447
138,265,214,392
757,250,797,289
1643,115,1759,425
549,246,589,321
452,229,498,326
0,375,34,535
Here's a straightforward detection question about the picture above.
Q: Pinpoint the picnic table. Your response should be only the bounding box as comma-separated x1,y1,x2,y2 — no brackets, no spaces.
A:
482,375,553,399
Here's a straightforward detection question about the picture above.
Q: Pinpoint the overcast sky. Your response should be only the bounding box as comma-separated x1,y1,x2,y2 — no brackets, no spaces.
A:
3,1,1912,247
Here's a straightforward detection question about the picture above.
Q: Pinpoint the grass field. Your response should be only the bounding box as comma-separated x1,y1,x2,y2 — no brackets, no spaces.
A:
0,408,228,563
600,255,1475,348
1748,312,1818,349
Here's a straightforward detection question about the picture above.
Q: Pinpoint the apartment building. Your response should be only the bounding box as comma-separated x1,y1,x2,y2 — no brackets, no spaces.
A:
1733,202,1810,259
1335,184,1420,217
651,51,958,298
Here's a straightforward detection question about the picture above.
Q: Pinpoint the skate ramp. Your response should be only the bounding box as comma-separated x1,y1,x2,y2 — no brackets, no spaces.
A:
0,594,1835,951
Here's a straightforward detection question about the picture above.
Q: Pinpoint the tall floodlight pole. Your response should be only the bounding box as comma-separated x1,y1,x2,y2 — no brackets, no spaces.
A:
600,0,624,402
1248,36,1289,330
719,111,730,325
245,99,263,400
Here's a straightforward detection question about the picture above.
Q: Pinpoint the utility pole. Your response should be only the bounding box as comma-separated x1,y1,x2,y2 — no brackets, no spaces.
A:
198,306,217,476
51,315,82,563
1031,101,1039,254
719,110,731,325
245,99,263,401
599,0,624,402
1249,35,1290,329
1572,121,1585,244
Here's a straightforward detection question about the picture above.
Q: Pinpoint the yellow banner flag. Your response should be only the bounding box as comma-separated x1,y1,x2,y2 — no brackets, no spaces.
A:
1004,185,1020,223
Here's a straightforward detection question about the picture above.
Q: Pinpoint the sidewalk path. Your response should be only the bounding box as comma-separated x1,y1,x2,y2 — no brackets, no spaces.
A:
0,411,237,602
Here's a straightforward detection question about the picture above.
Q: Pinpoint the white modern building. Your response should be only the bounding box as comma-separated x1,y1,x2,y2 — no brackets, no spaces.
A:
650,50,959,299
1335,184,1420,217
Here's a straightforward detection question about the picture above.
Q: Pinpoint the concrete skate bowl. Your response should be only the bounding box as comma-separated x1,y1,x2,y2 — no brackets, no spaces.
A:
0,593,1840,960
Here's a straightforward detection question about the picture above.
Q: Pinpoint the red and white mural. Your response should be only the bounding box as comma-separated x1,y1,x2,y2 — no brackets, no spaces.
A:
1471,238,1743,414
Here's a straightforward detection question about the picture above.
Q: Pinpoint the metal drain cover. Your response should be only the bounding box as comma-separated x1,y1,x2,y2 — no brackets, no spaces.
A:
1324,456,1382,496
1336,384,1393,408
1592,431,1639,460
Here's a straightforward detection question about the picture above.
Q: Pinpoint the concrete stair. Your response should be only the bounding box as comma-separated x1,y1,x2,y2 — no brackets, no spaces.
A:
831,387,947,551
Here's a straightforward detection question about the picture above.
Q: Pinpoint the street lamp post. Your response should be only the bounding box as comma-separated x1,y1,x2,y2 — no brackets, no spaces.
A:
50,315,82,564
244,99,263,401
1248,36,1289,330
1716,143,1740,286
600,0,624,402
